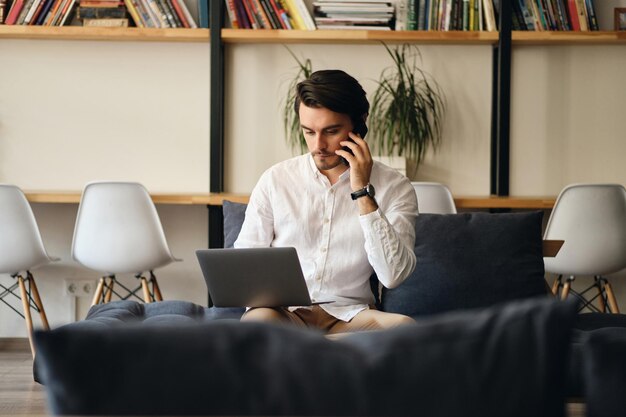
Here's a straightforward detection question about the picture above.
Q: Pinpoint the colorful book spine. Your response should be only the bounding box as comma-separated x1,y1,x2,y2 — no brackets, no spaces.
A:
197,0,208,27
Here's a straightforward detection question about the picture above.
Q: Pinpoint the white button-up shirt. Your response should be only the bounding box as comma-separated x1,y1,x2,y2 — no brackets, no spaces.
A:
235,154,418,321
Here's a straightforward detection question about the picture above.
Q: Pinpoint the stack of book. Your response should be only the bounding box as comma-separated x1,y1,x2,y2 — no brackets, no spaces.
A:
123,0,197,27
3,0,78,25
511,0,599,31
76,0,128,26
394,0,485,31
223,0,315,29
313,0,394,30
393,0,599,32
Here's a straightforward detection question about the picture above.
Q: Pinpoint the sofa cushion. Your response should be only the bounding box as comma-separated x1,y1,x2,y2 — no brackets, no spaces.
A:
222,200,247,249
34,296,576,416
382,212,547,318
583,328,626,417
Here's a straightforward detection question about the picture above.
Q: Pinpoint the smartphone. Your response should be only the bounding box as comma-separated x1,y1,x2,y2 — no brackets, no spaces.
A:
341,120,368,166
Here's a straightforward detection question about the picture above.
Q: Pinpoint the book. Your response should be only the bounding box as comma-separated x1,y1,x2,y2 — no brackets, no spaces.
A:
574,0,587,30
83,16,128,24
170,0,189,26
584,0,597,30
176,0,196,26
33,0,54,23
233,0,251,28
0,0,6,23
251,0,272,28
58,0,77,24
481,0,494,31
28,0,50,24
15,0,36,24
268,0,288,29
565,0,579,30
223,0,238,27
291,0,315,29
197,0,207,27
23,0,43,24
5,0,24,24
123,0,143,25
282,0,305,29
77,5,126,18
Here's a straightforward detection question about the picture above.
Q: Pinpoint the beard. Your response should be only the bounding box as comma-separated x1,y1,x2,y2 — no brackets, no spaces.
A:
311,151,343,171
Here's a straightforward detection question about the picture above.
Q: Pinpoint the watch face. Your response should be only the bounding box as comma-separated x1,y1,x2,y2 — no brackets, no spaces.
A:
367,184,375,198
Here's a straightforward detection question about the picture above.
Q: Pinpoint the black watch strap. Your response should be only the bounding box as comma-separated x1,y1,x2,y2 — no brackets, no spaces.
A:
351,183,375,201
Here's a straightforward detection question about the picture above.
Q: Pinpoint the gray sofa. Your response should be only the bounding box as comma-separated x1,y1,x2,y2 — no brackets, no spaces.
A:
33,207,626,417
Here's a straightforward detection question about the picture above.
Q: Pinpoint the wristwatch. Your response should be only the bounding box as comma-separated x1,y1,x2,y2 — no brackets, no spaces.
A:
351,183,376,201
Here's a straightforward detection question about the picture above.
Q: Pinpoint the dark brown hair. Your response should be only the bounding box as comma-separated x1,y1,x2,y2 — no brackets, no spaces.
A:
295,70,369,137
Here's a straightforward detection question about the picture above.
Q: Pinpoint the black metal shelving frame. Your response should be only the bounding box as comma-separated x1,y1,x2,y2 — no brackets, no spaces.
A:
207,0,513,248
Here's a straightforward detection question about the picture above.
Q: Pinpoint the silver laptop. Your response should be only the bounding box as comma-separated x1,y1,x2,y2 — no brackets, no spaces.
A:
196,247,332,308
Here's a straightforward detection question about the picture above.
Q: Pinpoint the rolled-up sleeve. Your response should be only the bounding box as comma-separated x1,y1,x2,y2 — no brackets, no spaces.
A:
359,184,417,289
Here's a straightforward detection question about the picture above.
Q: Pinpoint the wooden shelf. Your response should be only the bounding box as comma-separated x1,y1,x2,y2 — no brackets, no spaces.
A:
2,26,623,45
512,30,626,45
0,25,210,42
454,196,556,209
24,192,250,205
221,29,499,44
25,191,556,209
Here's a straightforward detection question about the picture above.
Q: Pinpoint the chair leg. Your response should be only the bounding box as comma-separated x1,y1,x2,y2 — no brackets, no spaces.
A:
92,277,106,306
28,273,50,330
140,277,152,303
551,275,562,297
17,276,35,357
604,280,620,314
560,276,573,301
594,276,606,313
150,272,163,301
105,278,115,303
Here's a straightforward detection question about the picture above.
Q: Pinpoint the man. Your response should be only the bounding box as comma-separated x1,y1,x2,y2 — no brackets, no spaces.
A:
235,69,418,334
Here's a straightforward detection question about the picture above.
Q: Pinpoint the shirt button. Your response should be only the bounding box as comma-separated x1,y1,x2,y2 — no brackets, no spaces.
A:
321,247,327,253
324,218,330,224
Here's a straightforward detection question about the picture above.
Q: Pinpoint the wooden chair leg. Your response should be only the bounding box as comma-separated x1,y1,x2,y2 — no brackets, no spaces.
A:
92,277,106,306
28,274,50,330
17,276,35,357
105,278,115,303
151,277,163,302
604,280,620,314
560,278,572,301
141,277,152,303
550,275,562,297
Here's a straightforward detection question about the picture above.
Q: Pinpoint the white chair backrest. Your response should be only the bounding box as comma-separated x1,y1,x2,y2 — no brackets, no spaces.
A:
0,185,55,274
71,182,177,275
411,182,457,214
544,183,626,276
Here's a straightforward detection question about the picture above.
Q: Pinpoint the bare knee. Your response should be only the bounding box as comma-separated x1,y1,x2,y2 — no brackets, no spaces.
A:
241,307,286,323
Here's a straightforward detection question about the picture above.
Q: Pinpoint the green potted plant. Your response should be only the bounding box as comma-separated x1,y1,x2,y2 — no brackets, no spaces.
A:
282,47,313,154
369,44,446,174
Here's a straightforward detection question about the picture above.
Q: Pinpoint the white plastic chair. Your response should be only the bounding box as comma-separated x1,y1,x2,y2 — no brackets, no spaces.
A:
545,183,626,313
0,185,58,356
72,182,180,306
411,182,457,214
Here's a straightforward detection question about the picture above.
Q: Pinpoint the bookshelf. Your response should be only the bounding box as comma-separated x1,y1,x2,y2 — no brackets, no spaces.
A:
2,5,622,248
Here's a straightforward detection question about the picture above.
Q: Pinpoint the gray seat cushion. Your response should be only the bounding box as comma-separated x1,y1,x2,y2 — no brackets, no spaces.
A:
382,212,548,318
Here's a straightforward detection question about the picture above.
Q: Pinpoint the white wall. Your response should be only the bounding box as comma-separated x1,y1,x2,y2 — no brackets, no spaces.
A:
0,39,210,193
1,2,626,336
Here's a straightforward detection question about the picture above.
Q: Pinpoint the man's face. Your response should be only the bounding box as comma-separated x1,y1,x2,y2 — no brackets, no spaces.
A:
299,104,354,172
